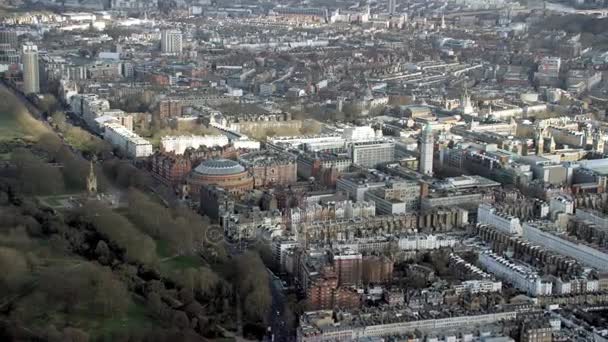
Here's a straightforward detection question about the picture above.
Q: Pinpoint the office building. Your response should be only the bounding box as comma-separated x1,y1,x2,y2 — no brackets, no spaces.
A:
350,141,395,168
160,29,183,54
69,94,111,128
21,43,39,94
343,126,379,141
364,180,420,215
0,30,18,48
0,43,20,64
336,173,386,202
419,124,434,176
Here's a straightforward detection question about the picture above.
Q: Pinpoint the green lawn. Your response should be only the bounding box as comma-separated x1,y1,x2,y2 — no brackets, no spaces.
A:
157,239,206,275
162,255,205,270
31,298,156,341
94,300,155,340
37,193,84,209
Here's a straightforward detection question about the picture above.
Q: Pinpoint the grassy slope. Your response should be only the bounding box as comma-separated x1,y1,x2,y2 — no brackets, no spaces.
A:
0,88,51,142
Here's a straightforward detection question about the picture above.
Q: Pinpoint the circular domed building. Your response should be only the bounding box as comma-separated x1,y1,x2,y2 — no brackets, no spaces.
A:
187,159,253,196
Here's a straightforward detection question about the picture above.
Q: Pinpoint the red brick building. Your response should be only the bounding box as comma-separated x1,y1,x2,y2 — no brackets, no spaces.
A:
332,250,362,286
184,144,240,165
333,288,361,309
307,271,338,311
159,99,183,119
239,151,297,188
150,152,192,186
362,256,394,284
147,73,170,86
306,269,361,310
320,166,340,187
186,159,253,197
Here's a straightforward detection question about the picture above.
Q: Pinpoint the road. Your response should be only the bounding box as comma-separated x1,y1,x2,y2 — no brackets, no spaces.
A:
266,269,294,342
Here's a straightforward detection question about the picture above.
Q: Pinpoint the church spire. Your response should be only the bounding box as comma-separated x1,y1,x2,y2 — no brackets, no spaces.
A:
536,128,545,155
87,160,97,196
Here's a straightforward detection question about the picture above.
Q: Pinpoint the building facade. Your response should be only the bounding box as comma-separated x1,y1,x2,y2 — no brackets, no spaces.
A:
331,249,362,286
161,135,230,155
104,123,153,158
239,151,298,188
362,255,394,284
479,252,552,296
150,152,192,186
477,204,523,235
187,159,254,197
350,141,395,168
364,180,421,215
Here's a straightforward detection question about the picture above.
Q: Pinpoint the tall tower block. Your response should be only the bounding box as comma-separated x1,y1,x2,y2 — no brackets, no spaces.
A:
419,124,434,176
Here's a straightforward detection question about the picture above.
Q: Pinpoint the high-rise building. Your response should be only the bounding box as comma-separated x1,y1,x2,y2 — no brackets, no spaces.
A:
21,43,39,94
388,0,396,14
160,29,183,54
0,30,18,48
419,124,434,176
0,43,20,64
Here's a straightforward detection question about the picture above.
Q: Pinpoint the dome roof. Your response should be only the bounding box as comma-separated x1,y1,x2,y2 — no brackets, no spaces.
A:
194,159,246,176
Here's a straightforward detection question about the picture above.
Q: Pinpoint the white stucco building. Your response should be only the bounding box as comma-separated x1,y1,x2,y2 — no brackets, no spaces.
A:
160,135,230,154
104,123,153,158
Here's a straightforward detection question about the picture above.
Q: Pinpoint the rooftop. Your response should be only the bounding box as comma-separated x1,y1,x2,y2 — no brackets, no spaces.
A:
193,159,246,176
